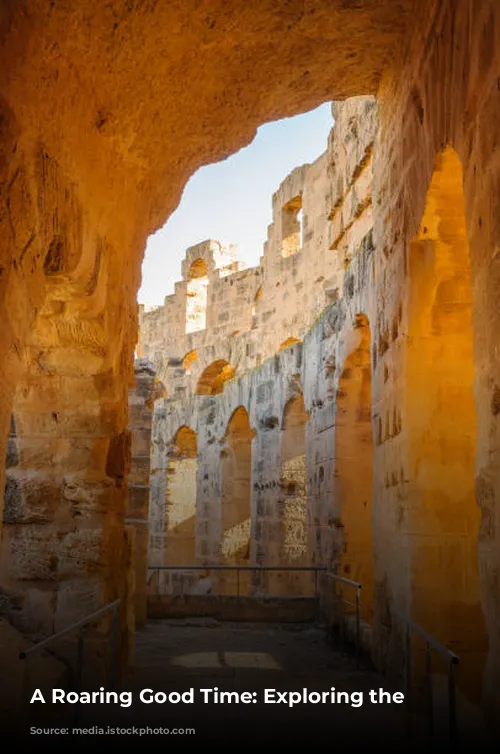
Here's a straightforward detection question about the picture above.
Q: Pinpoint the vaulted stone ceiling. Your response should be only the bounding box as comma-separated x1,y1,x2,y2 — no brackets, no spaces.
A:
0,0,415,243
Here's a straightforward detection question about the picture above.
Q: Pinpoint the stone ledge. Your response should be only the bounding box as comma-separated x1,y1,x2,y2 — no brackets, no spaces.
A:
147,595,318,623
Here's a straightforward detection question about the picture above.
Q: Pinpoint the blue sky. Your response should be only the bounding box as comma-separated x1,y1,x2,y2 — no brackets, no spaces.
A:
138,102,333,307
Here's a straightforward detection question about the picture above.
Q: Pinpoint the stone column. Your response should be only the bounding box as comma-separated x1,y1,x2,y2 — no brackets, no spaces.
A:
0,362,135,673
251,419,282,596
127,359,165,626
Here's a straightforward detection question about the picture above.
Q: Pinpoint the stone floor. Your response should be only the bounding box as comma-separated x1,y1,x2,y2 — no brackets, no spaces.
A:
124,619,409,744
13,619,498,750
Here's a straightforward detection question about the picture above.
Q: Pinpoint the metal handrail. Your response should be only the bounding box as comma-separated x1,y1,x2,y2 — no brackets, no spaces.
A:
19,599,121,660
148,565,328,571
323,570,363,667
393,609,459,744
148,564,326,603
19,599,121,726
323,571,362,589
149,565,363,667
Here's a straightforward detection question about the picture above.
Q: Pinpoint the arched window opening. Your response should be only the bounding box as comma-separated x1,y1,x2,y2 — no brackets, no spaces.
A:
219,407,253,594
281,195,303,258
334,313,373,623
186,258,208,334
196,360,236,396
406,146,487,702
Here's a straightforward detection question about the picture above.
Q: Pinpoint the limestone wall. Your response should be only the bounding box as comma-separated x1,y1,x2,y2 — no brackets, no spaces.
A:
142,20,500,718
2,0,500,730
368,0,500,719
139,97,376,401
127,359,165,626
143,98,377,602
0,0,413,666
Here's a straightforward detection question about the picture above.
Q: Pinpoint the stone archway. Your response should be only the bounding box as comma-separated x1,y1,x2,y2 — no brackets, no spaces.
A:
196,360,236,396
164,426,198,565
406,146,488,702
219,406,253,595
182,349,199,373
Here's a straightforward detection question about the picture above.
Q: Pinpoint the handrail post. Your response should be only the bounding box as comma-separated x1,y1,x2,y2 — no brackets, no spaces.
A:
391,609,460,746
236,568,240,597
109,604,119,692
425,642,433,740
355,586,361,669
406,624,412,739
448,659,457,745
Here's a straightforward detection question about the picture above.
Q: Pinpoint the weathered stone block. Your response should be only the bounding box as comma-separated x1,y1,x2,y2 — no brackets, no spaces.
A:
4,472,60,524
127,484,150,518
131,428,152,457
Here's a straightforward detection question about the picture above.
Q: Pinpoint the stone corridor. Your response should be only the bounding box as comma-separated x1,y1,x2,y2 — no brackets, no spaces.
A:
125,621,409,744
2,0,500,746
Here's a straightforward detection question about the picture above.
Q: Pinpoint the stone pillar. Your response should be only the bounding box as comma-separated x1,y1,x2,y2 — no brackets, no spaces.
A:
251,418,282,596
127,359,165,626
0,362,136,675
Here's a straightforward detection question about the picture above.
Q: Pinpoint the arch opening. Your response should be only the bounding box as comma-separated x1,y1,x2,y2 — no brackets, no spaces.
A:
182,349,199,374
196,360,236,396
163,426,198,568
219,406,253,594
334,313,374,623
281,195,303,258
406,146,487,701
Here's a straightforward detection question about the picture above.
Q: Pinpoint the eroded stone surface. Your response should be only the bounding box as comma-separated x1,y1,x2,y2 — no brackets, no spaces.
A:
140,97,376,603
1,0,500,733
127,359,165,626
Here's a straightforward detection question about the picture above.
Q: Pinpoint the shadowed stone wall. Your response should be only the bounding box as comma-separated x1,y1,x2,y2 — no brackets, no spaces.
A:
127,359,165,627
